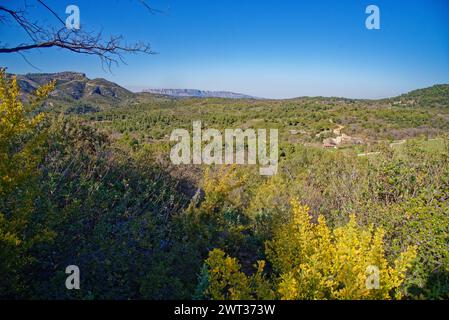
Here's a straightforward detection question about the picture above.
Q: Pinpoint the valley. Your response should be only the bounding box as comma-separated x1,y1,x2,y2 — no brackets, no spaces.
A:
2,70,449,300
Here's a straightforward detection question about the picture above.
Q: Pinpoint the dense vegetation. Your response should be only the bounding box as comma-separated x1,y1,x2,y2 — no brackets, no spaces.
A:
1,71,448,299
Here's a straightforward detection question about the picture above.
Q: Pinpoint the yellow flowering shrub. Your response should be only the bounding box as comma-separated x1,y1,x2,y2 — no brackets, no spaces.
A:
203,200,417,300
184,165,250,248
246,175,293,238
0,69,55,295
204,249,275,300
0,69,54,193
200,165,248,214
268,201,417,299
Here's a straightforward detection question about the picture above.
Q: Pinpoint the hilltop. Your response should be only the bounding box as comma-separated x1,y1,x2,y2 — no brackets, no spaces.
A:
394,84,449,108
142,88,256,99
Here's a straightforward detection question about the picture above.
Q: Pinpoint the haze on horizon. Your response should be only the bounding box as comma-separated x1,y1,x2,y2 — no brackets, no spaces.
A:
2,0,449,99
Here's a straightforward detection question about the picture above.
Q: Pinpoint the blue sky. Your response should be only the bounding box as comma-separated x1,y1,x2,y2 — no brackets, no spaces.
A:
1,0,449,98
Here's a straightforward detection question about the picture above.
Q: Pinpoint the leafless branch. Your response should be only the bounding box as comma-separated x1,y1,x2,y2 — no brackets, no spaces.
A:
0,1,158,70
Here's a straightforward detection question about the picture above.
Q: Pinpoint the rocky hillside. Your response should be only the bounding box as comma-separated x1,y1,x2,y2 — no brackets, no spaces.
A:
12,72,134,106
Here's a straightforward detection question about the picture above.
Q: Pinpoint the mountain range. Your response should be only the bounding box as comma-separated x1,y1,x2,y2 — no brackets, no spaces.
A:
142,88,256,99
10,72,256,103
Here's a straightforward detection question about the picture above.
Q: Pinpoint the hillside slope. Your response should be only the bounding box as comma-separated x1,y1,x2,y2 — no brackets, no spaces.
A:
12,72,134,109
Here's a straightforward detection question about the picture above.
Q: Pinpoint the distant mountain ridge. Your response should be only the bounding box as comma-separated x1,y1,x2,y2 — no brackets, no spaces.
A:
142,88,256,99
11,71,133,104
10,72,257,108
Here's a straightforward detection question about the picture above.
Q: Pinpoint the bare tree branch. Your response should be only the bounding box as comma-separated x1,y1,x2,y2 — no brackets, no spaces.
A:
0,1,158,70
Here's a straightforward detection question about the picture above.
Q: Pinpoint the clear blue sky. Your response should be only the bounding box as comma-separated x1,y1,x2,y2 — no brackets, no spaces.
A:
1,0,449,98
